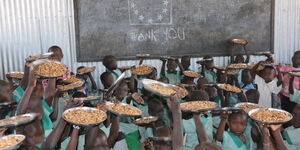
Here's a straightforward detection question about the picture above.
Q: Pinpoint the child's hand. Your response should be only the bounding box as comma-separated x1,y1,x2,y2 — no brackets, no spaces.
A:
258,124,270,137
131,92,144,104
29,71,38,88
144,138,153,150
220,111,231,120
64,100,83,111
97,101,107,112
0,128,7,136
269,124,282,132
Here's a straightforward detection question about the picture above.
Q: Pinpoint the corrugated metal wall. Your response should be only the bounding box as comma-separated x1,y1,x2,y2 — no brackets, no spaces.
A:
1,0,299,88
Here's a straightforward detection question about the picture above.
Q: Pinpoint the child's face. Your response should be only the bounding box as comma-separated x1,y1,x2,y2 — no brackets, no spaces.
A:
217,71,227,83
262,68,275,83
108,58,118,70
181,57,191,70
246,93,259,104
149,104,164,119
206,87,218,100
167,60,177,72
204,60,214,69
229,115,247,135
292,104,300,127
197,78,208,90
115,83,129,100
148,69,157,80
85,132,109,150
0,84,12,101
292,53,300,67
242,70,253,85
235,55,244,63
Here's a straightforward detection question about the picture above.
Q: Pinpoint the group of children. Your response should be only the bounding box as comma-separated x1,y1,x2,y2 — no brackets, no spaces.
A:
0,45,300,150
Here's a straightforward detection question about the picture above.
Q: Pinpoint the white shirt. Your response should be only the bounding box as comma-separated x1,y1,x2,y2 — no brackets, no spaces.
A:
254,75,282,108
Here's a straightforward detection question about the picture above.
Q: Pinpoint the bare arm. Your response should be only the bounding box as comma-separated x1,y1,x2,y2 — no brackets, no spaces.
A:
176,58,184,72
49,93,60,121
67,127,79,150
229,43,235,63
276,64,283,86
244,45,250,63
289,76,295,94
271,129,287,150
45,78,56,106
193,113,208,143
160,59,167,77
107,114,120,148
20,62,31,90
88,72,98,90
215,116,227,142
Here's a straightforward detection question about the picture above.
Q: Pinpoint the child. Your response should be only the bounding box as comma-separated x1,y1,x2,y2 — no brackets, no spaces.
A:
196,77,209,91
48,45,64,62
216,111,256,150
245,89,260,104
182,90,213,150
200,56,217,83
240,69,255,92
229,41,250,64
76,66,97,95
0,80,16,119
100,72,115,89
280,51,300,113
252,62,282,108
160,58,182,84
103,55,121,80
158,77,170,84
181,56,191,71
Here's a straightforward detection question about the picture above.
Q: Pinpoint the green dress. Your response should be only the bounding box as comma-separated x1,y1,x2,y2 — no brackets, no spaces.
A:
204,68,217,83
161,70,181,84
182,114,213,150
106,68,121,81
290,89,300,104
217,131,253,150
283,126,300,150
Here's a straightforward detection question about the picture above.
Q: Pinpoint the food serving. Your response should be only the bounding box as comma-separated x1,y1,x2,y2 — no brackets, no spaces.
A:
33,61,67,78
73,96,101,101
0,135,25,149
172,85,188,97
183,71,201,78
235,103,261,113
63,76,82,83
231,39,248,45
0,116,30,125
227,64,247,69
136,54,150,57
218,84,242,93
148,84,176,95
214,66,226,70
250,108,292,123
180,101,218,111
131,65,153,75
63,108,106,125
227,71,238,76
77,66,96,74
25,52,53,62
119,66,132,70
106,102,142,116
58,81,83,91
134,116,158,124
6,72,24,79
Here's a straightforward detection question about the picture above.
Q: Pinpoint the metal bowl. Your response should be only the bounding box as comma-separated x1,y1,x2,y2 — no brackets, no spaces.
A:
62,107,107,127
288,71,300,77
149,136,171,143
6,72,24,80
136,54,150,58
0,134,26,150
25,52,53,62
248,108,293,125
77,66,96,75
217,84,242,93
0,113,38,128
133,116,158,126
58,81,85,92
212,107,243,113
73,96,102,102
180,101,219,113
131,65,154,76
230,39,248,45
141,79,175,98
32,59,68,78
105,102,142,117
235,102,261,113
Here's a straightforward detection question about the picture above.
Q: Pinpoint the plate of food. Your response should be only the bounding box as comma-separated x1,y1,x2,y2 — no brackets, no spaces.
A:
63,76,83,83
58,81,84,92
77,66,96,75
0,134,26,150
176,83,196,87
249,108,293,124
0,101,18,109
136,54,150,58
63,107,107,127
227,63,248,69
105,102,142,117
73,96,102,102
180,101,218,113
134,116,158,126
227,71,238,76
118,66,133,70
131,65,154,75
0,113,37,128
6,72,24,80
105,72,126,97
183,71,201,78
214,66,226,70
25,52,53,62
142,79,176,97
171,85,188,98
235,102,261,113
289,71,300,77
230,39,248,45
217,84,242,93
32,60,68,78
253,51,272,56
212,107,243,113
160,56,176,60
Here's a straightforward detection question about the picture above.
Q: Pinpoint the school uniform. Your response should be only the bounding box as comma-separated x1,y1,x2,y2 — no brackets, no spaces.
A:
106,68,122,81
203,68,217,83
254,75,282,108
182,114,213,150
217,131,255,150
161,70,181,84
282,126,300,150
290,89,300,104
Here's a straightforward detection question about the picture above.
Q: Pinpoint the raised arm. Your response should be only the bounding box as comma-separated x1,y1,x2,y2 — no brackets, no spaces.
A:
66,126,80,150
229,43,235,64
270,125,287,150
44,78,57,106
17,71,36,115
107,114,120,148
289,76,295,94
20,62,32,90
160,59,167,77
244,45,250,63
193,113,208,143
87,72,98,91
276,64,283,86
176,58,184,72
167,94,183,150
215,114,227,142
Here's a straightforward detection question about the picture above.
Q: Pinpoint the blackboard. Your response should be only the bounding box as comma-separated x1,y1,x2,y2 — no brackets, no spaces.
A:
75,0,274,62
